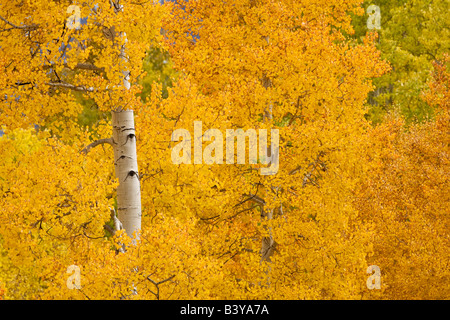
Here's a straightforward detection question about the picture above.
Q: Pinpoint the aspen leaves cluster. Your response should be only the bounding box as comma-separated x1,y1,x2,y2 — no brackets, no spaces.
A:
0,0,448,300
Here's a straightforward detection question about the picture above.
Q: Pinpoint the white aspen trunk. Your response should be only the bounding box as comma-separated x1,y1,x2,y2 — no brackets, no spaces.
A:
112,110,141,240
108,1,141,241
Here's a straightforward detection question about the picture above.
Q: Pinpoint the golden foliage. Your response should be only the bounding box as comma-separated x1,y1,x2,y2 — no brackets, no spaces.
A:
0,0,447,300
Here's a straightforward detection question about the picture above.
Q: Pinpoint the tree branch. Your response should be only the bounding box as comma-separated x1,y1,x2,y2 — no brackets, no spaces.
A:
105,207,126,254
146,274,175,300
241,193,266,206
111,207,123,233
0,15,38,31
74,62,105,72
43,62,105,72
103,224,115,235
47,82,95,92
81,138,114,154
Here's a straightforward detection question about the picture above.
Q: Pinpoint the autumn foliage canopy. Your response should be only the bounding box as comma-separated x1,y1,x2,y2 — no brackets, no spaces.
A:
0,0,448,300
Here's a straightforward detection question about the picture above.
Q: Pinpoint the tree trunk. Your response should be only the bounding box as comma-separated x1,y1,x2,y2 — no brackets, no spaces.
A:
108,1,141,241
112,110,141,240
260,208,276,263
260,52,278,286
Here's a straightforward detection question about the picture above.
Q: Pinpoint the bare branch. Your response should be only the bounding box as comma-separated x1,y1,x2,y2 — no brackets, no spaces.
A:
0,15,38,31
103,224,115,235
289,165,302,175
74,63,105,72
109,0,122,13
146,274,175,300
43,62,105,72
47,82,95,92
241,193,266,206
156,275,175,286
81,138,114,154
0,27,15,32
